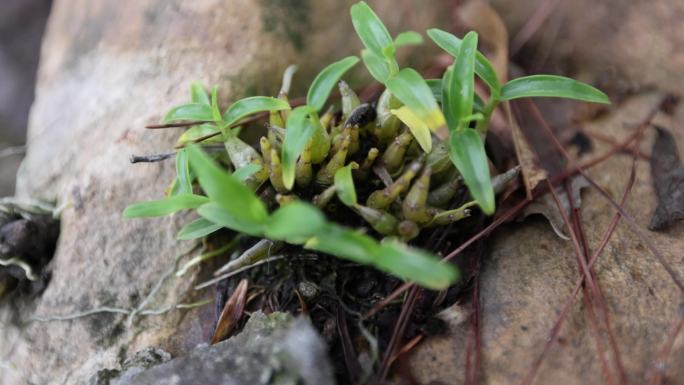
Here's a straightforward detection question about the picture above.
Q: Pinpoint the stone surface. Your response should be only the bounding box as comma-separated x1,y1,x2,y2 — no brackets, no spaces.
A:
0,1,452,384
490,0,684,95
410,93,684,384
117,312,333,385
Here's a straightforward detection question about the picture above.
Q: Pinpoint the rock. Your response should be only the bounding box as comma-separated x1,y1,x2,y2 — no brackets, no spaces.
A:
489,0,684,95
409,93,684,384
0,1,452,384
89,312,333,385
86,347,171,385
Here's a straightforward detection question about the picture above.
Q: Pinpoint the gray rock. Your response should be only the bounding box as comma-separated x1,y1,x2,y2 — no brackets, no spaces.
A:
107,312,333,385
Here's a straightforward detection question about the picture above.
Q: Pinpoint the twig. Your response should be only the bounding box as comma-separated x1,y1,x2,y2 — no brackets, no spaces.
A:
530,99,684,293
130,152,175,163
646,304,684,385
522,154,637,385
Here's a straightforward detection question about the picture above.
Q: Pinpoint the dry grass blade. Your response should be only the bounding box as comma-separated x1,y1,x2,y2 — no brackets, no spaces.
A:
211,279,248,344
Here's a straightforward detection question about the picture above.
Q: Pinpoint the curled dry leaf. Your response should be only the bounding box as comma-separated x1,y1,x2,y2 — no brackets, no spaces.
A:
211,279,248,344
648,126,684,230
520,176,589,240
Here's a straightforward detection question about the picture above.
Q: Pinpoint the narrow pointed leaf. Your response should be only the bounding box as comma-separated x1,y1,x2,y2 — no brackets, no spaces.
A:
186,145,269,226
361,49,394,83
222,96,291,127
390,106,432,152
282,106,318,189
177,218,223,240
334,164,357,206
210,86,222,122
350,1,395,58
500,75,610,103
377,240,458,290
177,124,222,145
448,31,478,128
164,103,213,123
440,67,457,130
197,203,264,236
448,128,494,214
304,224,378,264
428,78,485,111
394,31,423,47
265,202,326,243
427,28,500,94
386,68,445,131
175,149,193,194
307,56,360,112
233,163,261,183
123,194,208,218
191,83,210,105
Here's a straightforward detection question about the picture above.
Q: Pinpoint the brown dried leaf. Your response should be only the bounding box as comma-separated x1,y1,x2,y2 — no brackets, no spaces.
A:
211,279,248,344
505,103,548,199
648,126,684,230
521,176,589,240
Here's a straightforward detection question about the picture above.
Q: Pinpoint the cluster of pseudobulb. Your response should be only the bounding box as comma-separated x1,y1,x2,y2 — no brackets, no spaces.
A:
205,80,518,243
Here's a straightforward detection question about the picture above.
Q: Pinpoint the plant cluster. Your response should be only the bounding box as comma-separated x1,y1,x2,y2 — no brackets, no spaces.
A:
125,2,608,289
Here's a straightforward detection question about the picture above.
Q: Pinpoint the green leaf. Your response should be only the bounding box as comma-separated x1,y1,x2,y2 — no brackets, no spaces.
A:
222,96,291,127
447,128,494,214
305,224,458,290
164,103,213,123
210,86,222,122
282,106,318,189
361,49,394,84
394,31,423,47
377,240,458,290
304,224,377,264
123,194,208,218
390,106,432,152
500,75,610,104
175,149,193,195
427,78,485,111
265,202,326,243
197,202,264,236
386,68,445,131
427,28,500,94
233,163,261,183
177,218,222,240
441,67,458,130
190,83,210,105
446,31,478,130
334,164,357,206
350,1,395,58
186,145,269,226
307,56,360,112
176,124,222,145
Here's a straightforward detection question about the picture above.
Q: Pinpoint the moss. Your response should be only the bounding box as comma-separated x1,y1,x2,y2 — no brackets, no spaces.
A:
259,0,311,52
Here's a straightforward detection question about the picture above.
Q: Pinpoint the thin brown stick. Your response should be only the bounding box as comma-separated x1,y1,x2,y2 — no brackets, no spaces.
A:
146,120,209,129
521,155,637,385
647,306,684,385
529,100,684,293
544,178,616,385
377,286,420,381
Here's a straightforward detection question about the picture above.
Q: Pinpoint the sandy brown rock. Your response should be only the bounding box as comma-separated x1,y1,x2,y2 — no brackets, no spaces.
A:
0,1,452,385
489,0,684,95
410,93,684,384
